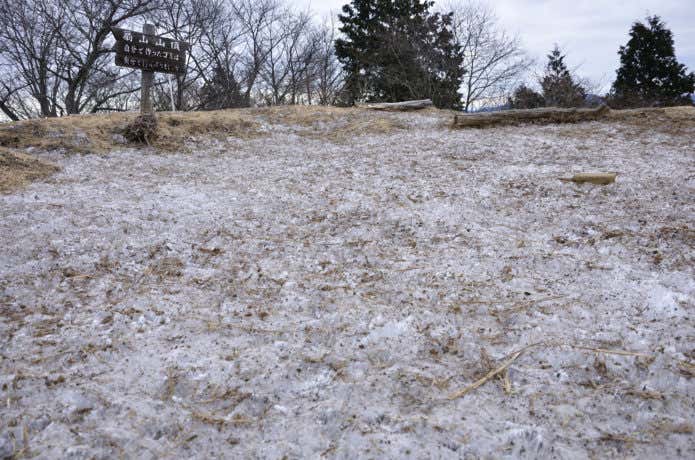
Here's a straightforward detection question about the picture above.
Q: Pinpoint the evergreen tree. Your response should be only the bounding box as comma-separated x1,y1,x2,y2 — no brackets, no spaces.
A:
199,66,244,110
509,84,545,109
540,46,586,108
610,16,695,108
335,0,464,109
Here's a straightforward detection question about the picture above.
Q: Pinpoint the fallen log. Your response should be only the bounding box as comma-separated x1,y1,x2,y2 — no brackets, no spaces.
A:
452,105,610,128
559,173,617,185
359,99,433,111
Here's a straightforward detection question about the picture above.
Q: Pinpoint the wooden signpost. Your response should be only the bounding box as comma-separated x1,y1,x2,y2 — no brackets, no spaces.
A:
111,24,189,113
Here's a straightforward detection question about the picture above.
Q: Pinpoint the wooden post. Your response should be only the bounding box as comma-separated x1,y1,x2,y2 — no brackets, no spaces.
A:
140,23,155,114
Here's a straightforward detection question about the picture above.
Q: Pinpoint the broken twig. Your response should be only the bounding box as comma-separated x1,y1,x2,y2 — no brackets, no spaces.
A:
448,343,542,400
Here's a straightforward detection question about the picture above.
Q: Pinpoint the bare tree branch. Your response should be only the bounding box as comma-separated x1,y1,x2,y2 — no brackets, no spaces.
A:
442,0,532,111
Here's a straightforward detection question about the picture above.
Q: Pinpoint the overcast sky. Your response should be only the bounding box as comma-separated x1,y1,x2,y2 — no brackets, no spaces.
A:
298,0,695,92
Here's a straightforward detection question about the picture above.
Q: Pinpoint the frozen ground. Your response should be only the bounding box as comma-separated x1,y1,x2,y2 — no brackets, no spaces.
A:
1,109,694,459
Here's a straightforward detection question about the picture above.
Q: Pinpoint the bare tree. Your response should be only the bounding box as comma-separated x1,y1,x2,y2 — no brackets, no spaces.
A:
195,1,248,110
49,0,160,114
442,0,532,112
149,0,228,110
0,71,25,121
312,16,344,106
33,0,157,114
229,0,287,106
199,0,339,108
0,0,157,118
0,0,64,118
257,6,296,105
155,0,343,109
284,13,322,105
259,9,319,105
0,0,348,119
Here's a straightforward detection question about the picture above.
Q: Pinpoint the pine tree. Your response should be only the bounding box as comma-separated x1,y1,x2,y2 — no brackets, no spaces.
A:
335,0,464,109
610,16,695,108
509,84,545,109
199,66,244,110
540,46,586,108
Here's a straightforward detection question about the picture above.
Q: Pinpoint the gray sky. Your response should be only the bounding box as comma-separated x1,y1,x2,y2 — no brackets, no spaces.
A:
299,0,695,92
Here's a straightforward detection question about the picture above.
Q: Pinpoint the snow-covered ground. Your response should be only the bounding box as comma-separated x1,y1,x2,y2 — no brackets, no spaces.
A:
1,109,694,458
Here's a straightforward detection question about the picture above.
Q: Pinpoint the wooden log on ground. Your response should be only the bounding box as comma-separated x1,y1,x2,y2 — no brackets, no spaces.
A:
559,173,617,185
452,105,611,128
359,99,433,111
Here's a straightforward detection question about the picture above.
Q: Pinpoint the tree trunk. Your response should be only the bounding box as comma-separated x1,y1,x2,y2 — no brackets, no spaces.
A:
359,99,433,111
560,173,617,185
452,105,610,128
64,88,79,115
0,101,19,121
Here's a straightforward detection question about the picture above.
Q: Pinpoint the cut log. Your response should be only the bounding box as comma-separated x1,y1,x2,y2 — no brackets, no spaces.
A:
559,173,617,185
359,99,433,111
452,105,610,128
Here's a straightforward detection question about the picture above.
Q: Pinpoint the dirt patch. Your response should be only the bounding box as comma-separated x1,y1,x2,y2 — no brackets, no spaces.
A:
0,147,59,193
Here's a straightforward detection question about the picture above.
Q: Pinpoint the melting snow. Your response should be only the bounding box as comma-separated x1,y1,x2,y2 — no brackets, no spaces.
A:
1,110,694,458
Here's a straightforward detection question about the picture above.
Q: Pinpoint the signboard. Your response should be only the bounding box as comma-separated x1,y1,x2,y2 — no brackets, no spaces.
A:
112,27,188,75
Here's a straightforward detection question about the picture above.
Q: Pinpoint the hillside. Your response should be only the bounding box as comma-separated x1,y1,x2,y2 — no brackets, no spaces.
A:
1,106,694,458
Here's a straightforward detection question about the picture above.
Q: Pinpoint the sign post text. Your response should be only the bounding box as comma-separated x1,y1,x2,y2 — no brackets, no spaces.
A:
111,24,189,114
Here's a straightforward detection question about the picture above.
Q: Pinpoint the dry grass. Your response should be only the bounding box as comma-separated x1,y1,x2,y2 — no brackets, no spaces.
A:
0,147,60,193
451,105,695,131
156,110,261,147
545,106,695,140
327,116,407,142
0,109,262,191
1,113,129,153
250,104,355,127
250,104,408,142
0,105,410,155
1,104,691,193
607,106,695,137
0,109,262,155
608,105,695,122
448,343,542,400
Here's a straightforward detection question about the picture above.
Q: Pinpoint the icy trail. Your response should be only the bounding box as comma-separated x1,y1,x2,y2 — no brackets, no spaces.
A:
1,110,694,458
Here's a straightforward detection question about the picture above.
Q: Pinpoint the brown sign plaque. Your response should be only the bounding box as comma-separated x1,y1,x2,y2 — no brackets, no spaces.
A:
112,27,188,75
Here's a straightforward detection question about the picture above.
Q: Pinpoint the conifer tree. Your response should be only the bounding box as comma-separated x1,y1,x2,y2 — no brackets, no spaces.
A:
540,46,586,108
509,84,544,109
610,16,694,108
199,66,244,110
335,0,464,109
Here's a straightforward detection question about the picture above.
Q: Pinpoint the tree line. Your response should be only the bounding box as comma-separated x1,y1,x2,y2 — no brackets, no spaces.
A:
509,16,694,110
0,1,692,121
0,0,534,119
0,0,345,119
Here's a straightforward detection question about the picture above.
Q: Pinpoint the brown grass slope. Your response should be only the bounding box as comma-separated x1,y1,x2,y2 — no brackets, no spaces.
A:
0,110,260,154
0,105,693,193
0,147,60,193
0,105,409,155
452,105,695,129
